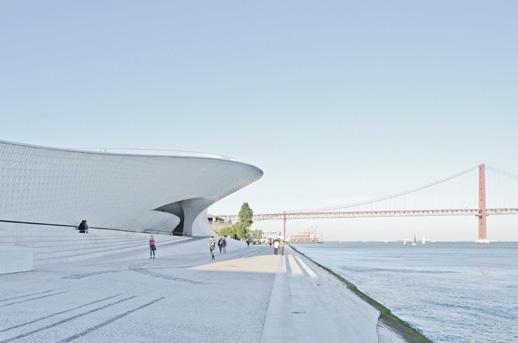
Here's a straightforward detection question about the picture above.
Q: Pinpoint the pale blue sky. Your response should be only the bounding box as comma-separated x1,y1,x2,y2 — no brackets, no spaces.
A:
1,1,518,240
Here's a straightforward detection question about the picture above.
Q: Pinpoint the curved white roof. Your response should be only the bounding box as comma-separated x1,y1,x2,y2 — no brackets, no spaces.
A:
0,139,263,236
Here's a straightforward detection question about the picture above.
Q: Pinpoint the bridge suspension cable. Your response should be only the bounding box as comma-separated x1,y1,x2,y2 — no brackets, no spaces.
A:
293,165,479,213
486,165,518,180
486,165,518,209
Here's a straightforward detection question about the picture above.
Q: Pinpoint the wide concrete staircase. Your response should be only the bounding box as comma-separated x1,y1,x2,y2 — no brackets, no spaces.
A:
0,223,189,265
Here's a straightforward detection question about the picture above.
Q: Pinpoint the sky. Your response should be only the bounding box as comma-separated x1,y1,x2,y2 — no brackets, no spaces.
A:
1,1,518,240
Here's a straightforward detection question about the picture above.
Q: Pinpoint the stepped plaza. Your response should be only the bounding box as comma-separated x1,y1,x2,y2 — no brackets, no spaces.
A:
0,226,403,343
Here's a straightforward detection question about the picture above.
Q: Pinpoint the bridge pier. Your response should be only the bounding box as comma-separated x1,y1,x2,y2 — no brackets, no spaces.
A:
478,163,488,241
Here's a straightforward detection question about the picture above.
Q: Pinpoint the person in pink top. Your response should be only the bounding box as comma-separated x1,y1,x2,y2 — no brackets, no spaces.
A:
149,235,156,259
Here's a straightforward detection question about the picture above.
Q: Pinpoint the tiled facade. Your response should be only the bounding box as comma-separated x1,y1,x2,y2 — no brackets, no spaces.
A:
0,140,262,236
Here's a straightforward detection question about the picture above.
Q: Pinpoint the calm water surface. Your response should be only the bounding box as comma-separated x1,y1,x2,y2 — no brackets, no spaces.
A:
293,242,518,343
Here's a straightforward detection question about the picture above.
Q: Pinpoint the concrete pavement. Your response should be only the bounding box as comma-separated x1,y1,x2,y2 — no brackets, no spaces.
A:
0,238,404,342
260,246,380,343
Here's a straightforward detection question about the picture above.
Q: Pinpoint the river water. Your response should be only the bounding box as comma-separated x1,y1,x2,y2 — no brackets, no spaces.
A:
293,242,518,343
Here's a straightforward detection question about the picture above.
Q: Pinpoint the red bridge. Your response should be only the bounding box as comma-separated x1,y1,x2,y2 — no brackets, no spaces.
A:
218,164,518,241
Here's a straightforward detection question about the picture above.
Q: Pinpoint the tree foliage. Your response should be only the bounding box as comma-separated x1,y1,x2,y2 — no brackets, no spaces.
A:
238,202,253,227
218,226,236,238
235,202,253,239
217,203,254,240
249,229,263,239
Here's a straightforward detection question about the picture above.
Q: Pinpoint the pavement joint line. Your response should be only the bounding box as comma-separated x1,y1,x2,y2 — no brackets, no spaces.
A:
281,254,287,273
128,264,204,284
55,297,165,343
258,266,284,343
295,256,318,280
1,291,67,307
0,295,137,343
62,270,124,280
287,255,303,276
0,294,122,333
285,255,293,274
0,290,54,303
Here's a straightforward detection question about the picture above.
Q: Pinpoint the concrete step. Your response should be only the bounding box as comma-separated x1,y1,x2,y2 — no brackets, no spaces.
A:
35,241,146,261
38,239,186,265
4,235,181,252
0,224,187,265
0,225,170,239
4,235,147,246
32,235,184,256
0,230,159,239
33,240,148,256
0,236,148,246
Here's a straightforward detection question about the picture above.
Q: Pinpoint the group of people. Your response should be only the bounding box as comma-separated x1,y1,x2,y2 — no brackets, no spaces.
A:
104,229,286,261
77,217,286,262
217,236,227,254
209,236,228,261
77,219,238,262
147,234,227,261
79,216,287,261
78,217,286,261
272,239,285,255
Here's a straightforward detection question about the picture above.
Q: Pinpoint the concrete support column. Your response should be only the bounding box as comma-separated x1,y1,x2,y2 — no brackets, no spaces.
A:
478,163,487,241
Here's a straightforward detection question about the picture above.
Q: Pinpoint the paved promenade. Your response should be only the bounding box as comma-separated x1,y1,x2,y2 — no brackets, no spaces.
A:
0,238,400,342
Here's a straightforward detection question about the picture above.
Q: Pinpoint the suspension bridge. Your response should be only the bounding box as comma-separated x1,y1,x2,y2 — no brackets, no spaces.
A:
217,164,518,242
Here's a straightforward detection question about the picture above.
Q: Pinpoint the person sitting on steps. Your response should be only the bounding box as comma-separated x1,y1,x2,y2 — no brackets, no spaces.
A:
78,219,88,234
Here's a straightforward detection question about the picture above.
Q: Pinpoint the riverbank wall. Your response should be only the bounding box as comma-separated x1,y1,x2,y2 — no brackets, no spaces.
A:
289,245,433,343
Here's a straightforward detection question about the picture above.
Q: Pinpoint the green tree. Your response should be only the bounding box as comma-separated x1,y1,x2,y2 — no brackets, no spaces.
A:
218,226,236,238
250,229,263,240
235,202,253,240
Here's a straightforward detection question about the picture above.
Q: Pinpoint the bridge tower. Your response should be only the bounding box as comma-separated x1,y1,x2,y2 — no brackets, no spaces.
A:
478,163,487,241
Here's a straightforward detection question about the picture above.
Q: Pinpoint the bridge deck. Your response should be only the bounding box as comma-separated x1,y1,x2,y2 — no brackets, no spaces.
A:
219,208,518,222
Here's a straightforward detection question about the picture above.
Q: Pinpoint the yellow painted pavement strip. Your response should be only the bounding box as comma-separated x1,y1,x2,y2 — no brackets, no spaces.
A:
192,254,281,274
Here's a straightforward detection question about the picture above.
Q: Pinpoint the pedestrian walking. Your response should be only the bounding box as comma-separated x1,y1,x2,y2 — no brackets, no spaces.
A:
209,236,216,261
280,240,286,255
222,236,227,254
149,235,156,259
217,237,223,254
273,239,280,255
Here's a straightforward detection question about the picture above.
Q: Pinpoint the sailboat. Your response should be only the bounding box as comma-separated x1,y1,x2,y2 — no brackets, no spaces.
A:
422,236,426,245
412,234,417,246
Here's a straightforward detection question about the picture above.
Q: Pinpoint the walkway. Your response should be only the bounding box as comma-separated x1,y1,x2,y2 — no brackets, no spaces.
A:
260,246,380,342
0,239,389,342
